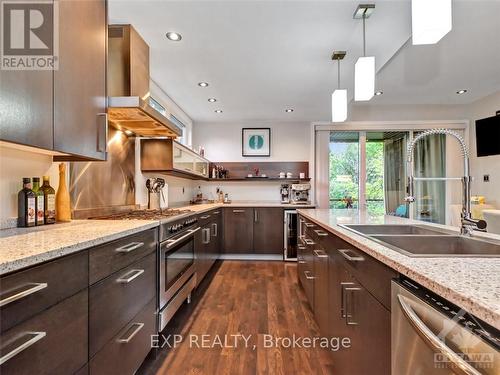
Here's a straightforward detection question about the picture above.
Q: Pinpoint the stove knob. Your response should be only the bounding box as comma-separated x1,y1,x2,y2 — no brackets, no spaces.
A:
168,226,174,233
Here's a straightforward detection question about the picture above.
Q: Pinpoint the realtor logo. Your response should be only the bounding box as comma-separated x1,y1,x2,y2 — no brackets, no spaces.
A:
1,0,58,70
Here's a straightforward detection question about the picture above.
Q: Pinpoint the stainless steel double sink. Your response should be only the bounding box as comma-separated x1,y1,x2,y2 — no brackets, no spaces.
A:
340,224,500,258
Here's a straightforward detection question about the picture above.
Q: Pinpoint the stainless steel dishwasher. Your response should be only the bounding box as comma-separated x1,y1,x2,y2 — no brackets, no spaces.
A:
392,278,499,375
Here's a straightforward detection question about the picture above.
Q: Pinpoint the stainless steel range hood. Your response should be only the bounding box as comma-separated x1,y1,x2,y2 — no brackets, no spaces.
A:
107,25,182,137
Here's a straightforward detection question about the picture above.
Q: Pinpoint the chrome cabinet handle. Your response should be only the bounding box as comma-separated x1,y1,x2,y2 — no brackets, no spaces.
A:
116,323,145,344
304,271,315,280
0,283,48,307
202,228,210,244
314,229,328,237
212,223,218,237
96,113,108,153
166,227,200,249
212,211,220,215
116,269,144,284
254,210,258,222
313,249,328,258
304,238,315,245
297,256,306,264
397,295,481,375
115,241,144,253
200,215,211,220
344,286,362,325
304,222,315,228
339,249,365,262
297,245,306,250
0,331,46,365
340,282,354,318
232,209,245,213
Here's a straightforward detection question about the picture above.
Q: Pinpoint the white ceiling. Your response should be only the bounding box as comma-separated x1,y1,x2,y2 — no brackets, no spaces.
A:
109,1,500,123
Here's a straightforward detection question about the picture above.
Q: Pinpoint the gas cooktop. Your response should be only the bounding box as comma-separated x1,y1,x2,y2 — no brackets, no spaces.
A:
91,209,192,221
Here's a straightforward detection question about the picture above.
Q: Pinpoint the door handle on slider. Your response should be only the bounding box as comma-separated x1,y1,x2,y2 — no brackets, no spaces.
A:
115,242,144,253
338,249,365,262
116,323,145,344
0,282,48,307
116,269,144,284
313,249,328,258
0,331,46,365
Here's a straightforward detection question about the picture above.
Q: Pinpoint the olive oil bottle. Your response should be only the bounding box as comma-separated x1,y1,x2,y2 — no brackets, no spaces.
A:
18,178,36,227
41,176,56,224
32,177,45,226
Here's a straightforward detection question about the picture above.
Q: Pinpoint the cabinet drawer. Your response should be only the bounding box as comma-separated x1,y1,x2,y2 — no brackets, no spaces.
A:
89,253,156,356
0,251,88,332
0,289,88,375
332,236,397,310
197,211,214,225
89,228,157,284
90,298,156,375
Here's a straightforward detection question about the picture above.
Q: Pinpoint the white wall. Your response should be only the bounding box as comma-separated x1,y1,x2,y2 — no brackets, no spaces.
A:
192,121,312,202
0,144,61,227
468,91,500,207
192,121,310,162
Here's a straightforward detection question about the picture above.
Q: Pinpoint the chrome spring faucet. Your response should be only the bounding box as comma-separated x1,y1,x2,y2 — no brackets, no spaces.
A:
405,129,487,236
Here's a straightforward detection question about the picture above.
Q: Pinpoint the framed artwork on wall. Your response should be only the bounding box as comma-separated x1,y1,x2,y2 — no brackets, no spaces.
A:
242,128,271,157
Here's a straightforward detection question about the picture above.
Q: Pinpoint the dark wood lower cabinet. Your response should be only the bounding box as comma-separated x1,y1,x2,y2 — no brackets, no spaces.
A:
89,252,156,356
89,298,156,375
253,208,284,254
298,214,392,375
0,290,88,375
223,208,254,253
223,207,284,255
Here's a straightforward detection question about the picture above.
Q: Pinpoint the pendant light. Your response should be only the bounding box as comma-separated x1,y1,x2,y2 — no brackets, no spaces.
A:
354,4,375,102
412,0,452,45
331,51,347,123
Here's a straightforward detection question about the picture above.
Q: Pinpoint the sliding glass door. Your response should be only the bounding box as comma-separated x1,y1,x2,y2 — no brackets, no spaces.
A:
328,130,447,224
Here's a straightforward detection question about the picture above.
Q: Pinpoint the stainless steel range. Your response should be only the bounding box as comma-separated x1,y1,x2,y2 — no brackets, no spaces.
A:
157,215,199,331
94,208,199,332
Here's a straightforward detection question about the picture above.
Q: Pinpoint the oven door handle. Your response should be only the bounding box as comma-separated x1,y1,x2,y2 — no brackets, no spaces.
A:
397,294,481,375
165,227,200,249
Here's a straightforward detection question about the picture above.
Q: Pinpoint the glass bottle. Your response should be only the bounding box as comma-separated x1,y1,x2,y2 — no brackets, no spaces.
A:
18,178,36,227
32,177,45,226
41,175,56,224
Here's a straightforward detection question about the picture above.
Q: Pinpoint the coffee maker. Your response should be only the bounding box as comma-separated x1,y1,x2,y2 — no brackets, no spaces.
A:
290,183,311,205
280,184,290,204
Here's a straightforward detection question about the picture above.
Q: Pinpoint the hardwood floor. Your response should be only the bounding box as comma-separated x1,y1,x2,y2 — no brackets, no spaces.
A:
139,261,335,375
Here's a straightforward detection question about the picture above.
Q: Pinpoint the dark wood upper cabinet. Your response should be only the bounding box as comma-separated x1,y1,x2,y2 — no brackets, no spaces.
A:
0,0,106,160
0,68,53,150
253,208,284,254
223,208,254,253
54,0,107,160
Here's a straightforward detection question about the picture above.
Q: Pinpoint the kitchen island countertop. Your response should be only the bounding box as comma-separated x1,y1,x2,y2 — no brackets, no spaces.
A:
297,208,500,330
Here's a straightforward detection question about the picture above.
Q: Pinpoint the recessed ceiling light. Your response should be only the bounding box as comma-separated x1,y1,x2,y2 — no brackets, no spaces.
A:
166,32,182,41
214,109,223,113
198,82,209,87
285,109,294,113
375,90,383,96
456,89,467,95
208,98,217,103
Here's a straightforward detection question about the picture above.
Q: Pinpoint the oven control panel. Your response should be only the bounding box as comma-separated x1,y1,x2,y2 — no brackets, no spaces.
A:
166,217,198,235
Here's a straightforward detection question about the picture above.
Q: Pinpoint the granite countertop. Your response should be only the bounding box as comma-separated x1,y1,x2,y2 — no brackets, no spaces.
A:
0,201,313,275
0,220,158,275
297,208,500,330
